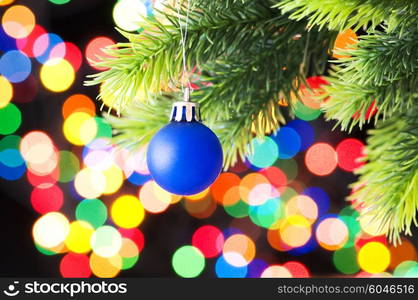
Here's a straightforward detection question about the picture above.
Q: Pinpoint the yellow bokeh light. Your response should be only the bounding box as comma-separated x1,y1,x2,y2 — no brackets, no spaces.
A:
358,242,391,274
359,213,389,236
33,212,70,249
40,58,75,92
111,195,145,228
90,253,122,278
279,215,311,248
102,164,124,195
0,76,13,108
0,0,16,6
74,167,106,199
2,5,35,38
65,221,94,254
185,188,209,201
63,112,97,146
113,0,147,32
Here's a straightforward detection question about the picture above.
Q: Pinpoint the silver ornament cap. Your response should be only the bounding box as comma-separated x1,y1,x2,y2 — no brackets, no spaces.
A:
170,88,201,122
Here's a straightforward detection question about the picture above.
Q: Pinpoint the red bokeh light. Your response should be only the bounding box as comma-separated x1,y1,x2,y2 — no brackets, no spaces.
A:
60,253,91,278
259,166,287,193
192,225,224,258
283,261,310,278
336,138,365,172
51,42,83,71
30,184,64,214
85,36,115,70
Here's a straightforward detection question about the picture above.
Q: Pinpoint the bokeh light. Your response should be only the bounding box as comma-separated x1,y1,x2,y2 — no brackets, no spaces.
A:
2,5,35,38
247,137,278,168
139,180,173,213
273,126,301,159
76,198,107,229
113,0,148,32
336,138,364,172
40,58,75,92
305,143,337,176
63,112,98,145
223,234,255,267
91,225,122,258
0,75,13,108
60,253,91,278
85,36,115,70
33,212,70,249
261,265,292,278
74,167,106,198
90,253,122,278
111,195,145,228
172,245,205,278
62,94,96,118
333,29,358,59
215,255,247,278
30,185,63,214
316,217,348,250
358,242,390,274
65,220,94,253
0,50,31,83
0,103,21,135
192,225,224,258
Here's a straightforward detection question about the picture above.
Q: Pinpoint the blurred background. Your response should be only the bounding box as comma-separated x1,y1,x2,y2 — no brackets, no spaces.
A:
0,0,417,278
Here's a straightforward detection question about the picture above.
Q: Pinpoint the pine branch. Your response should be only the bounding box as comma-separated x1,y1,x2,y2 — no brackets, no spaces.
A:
85,0,284,112
276,0,418,33
351,108,418,243
103,22,334,169
103,95,172,151
321,25,418,131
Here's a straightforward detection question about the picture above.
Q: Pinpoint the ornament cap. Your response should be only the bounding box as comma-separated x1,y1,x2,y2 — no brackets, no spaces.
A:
170,101,201,122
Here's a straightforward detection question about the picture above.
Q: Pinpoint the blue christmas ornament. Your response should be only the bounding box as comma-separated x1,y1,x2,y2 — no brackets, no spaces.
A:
147,90,223,195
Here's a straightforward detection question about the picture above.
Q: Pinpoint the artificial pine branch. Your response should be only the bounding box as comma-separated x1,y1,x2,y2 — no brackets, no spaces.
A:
276,0,418,33
321,24,418,131
351,108,418,244
90,0,334,169
85,0,283,112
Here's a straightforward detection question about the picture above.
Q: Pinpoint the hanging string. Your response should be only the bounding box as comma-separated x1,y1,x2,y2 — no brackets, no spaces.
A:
176,0,191,101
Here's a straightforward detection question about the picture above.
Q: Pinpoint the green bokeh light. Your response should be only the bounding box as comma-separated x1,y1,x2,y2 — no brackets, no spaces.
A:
394,261,418,277
249,198,283,228
94,117,112,139
224,200,249,218
122,255,139,270
172,245,205,278
58,150,80,182
76,199,107,228
333,247,360,274
0,135,20,151
294,101,321,121
49,0,71,5
0,103,22,135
